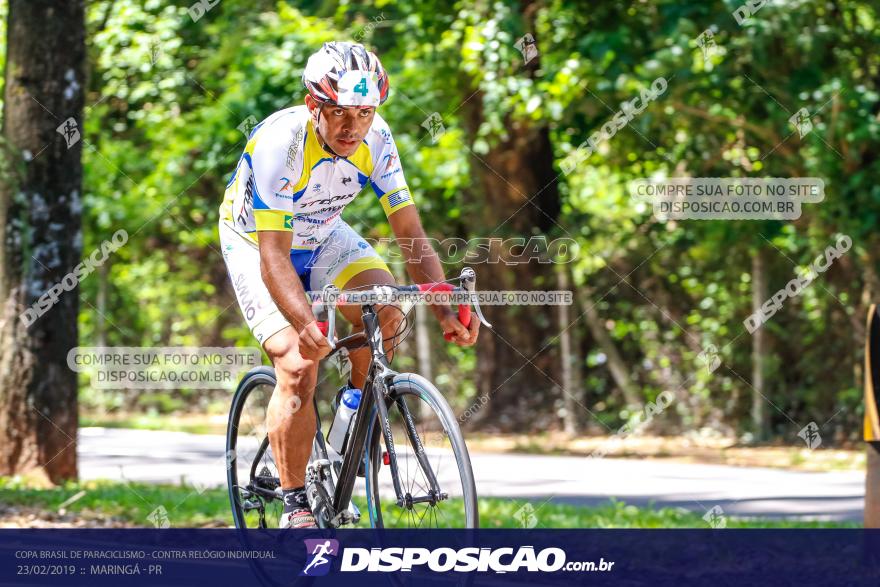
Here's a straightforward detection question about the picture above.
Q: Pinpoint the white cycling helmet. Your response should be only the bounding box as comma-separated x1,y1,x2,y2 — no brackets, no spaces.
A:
302,41,389,107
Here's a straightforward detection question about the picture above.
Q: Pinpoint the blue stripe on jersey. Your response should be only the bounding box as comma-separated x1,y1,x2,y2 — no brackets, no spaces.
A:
292,186,308,202
251,177,270,210
247,121,264,140
225,160,240,188
311,157,334,170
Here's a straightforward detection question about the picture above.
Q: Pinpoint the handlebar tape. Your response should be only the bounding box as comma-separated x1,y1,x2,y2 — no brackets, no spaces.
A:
418,283,473,342
443,304,472,341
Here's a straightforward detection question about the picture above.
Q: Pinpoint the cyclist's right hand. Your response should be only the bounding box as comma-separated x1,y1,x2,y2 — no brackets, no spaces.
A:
298,320,332,361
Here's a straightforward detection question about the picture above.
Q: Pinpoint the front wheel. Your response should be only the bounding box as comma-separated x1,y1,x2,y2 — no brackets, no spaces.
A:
364,373,478,528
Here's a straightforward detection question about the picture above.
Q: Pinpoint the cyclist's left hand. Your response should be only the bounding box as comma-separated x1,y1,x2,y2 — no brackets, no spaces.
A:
440,310,479,346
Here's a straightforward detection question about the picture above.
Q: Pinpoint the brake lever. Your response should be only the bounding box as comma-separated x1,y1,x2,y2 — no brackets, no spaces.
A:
319,284,338,349
460,267,492,328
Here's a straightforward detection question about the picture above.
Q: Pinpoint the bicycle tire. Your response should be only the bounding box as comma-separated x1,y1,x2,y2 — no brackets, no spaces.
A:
364,373,479,528
227,366,280,530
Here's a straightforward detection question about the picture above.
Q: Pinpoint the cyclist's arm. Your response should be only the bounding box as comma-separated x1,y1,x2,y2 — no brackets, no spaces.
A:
369,121,477,344
387,206,450,320
368,122,442,293
388,206,479,345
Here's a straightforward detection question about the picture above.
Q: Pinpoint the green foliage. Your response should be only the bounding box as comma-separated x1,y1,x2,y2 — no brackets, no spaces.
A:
1,0,869,437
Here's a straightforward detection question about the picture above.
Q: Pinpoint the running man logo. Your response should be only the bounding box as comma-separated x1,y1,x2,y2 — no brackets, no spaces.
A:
866,305,880,444
278,177,293,193
301,539,340,576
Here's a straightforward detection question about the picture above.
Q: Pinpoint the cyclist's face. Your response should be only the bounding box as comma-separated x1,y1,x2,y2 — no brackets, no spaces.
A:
307,96,375,157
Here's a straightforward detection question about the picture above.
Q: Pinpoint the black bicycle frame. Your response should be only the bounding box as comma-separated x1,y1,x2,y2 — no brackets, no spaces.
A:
326,303,442,520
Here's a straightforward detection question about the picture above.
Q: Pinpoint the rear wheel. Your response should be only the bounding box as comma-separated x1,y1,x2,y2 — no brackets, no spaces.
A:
227,366,284,529
364,373,478,528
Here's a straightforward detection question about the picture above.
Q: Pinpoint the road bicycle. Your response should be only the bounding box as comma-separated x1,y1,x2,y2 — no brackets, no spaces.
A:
226,267,490,529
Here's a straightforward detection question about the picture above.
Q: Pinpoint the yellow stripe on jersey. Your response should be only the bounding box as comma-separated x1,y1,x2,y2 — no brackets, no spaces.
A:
379,187,414,217
295,120,324,194
254,210,294,232
348,141,374,177
234,230,313,250
332,256,391,288
245,135,258,157
220,188,234,222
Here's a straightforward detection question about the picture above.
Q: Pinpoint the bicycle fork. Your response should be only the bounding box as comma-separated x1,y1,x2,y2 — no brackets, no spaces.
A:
362,307,447,510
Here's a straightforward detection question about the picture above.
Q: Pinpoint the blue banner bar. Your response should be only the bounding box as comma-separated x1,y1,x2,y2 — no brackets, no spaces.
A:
2,529,879,586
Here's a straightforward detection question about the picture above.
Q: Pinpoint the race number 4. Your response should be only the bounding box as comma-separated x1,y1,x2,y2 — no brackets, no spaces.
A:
353,77,369,96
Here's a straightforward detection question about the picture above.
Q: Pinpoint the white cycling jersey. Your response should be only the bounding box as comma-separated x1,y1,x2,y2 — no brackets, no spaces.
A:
219,105,414,250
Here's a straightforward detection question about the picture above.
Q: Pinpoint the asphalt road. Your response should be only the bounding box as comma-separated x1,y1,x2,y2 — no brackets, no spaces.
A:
78,427,864,522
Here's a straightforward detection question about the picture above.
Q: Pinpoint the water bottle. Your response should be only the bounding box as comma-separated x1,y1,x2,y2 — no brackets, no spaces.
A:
327,388,361,455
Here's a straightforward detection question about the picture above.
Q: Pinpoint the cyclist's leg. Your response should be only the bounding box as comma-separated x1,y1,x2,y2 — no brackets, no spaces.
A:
262,326,318,491
219,220,317,492
308,221,404,389
337,268,404,389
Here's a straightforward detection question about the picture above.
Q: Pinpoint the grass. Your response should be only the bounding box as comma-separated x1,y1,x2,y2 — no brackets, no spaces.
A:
0,477,859,529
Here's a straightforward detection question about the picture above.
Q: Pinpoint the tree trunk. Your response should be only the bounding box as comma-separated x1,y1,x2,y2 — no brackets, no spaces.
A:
459,120,561,430
575,287,641,407
458,6,561,431
751,249,769,440
556,264,579,435
96,260,108,348
0,0,85,483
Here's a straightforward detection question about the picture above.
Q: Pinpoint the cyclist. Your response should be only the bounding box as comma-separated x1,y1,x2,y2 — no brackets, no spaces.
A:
218,41,480,528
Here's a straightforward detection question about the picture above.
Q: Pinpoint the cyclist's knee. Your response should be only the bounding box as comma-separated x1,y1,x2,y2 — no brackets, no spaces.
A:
264,328,318,399
274,356,318,397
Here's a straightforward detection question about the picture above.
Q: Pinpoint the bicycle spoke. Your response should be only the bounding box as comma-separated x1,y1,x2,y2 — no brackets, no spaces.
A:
394,501,408,526
415,503,429,527
412,475,428,496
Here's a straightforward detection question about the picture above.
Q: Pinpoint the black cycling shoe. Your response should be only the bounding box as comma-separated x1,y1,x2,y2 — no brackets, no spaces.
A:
279,507,318,529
